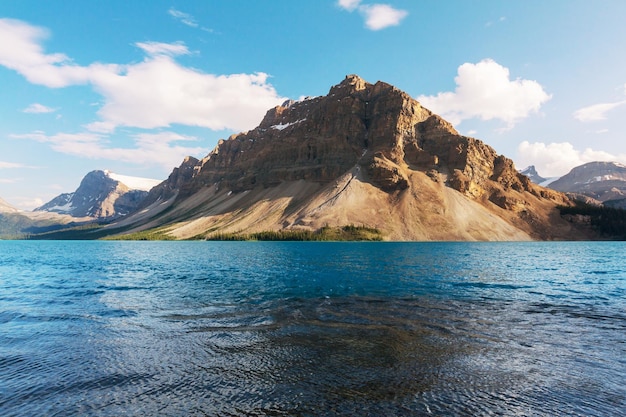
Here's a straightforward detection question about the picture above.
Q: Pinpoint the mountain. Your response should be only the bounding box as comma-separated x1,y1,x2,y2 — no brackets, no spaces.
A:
0,197,91,238
519,165,560,187
93,75,594,240
519,165,546,184
35,170,161,219
548,162,626,208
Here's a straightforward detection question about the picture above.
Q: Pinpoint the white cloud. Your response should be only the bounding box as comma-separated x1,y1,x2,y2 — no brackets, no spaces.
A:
0,18,110,88
19,197,45,210
135,41,191,57
360,4,408,30
573,100,626,122
167,8,213,33
0,161,27,169
23,103,57,113
11,131,204,171
91,58,283,132
573,83,626,122
516,141,626,177
337,1,408,30
338,0,362,11
168,8,198,28
0,19,286,133
418,59,552,128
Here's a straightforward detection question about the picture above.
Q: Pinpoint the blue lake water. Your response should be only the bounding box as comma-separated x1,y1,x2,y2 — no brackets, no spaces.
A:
0,241,624,416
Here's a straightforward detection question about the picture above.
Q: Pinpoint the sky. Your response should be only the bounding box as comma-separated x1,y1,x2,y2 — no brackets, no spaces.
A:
1,0,626,210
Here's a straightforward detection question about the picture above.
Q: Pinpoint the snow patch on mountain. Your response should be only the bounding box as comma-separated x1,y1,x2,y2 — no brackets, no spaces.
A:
105,170,162,191
271,119,307,131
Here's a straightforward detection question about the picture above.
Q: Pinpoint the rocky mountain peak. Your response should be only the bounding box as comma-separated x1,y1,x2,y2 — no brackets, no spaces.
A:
36,170,157,219
520,165,547,184
146,75,559,204
122,75,583,241
329,74,369,94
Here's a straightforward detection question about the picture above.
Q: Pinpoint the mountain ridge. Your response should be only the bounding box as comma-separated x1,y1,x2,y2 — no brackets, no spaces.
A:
0,197,20,214
523,161,626,209
548,161,626,204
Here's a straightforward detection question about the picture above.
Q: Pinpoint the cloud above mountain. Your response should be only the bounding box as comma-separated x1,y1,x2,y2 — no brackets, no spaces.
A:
0,18,286,170
418,59,551,128
0,18,285,134
516,141,626,177
10,131,204,171
337,0,408,30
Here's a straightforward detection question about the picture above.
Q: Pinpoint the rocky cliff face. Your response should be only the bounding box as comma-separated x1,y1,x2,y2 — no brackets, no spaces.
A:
120,75,590,241
36,170,154,219
548,162,626,205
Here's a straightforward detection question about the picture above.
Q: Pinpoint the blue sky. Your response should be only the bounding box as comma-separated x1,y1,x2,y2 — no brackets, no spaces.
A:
2,0,626,210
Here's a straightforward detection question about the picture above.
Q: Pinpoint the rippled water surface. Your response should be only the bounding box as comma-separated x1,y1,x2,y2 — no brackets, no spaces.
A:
1,241,624,416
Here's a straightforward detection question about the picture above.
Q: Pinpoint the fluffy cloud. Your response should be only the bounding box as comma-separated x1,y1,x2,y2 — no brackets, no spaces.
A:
11,131,204,171
0,18,116,88
516,141,626,177
0,18,285,133
338,0,408,30
338,0,362,11
91,59,283,132
573,100,626,122
418,59,551,128
360,4,408,30
23,103,57,114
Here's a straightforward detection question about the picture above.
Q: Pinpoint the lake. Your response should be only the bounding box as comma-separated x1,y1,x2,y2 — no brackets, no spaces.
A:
0,241,624,416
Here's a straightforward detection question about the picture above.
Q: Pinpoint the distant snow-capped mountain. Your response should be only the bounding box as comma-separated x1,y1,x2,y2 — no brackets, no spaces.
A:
35,170,162,219
520,162,626,208
519,165,559,187
548,161,626,206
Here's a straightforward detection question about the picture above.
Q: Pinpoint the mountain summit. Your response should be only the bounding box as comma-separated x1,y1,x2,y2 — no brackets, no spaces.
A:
106,75,588,240
36,170,160,219
520,165,548,185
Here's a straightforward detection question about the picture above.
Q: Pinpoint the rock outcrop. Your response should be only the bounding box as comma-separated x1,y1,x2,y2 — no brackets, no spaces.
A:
112,75,592,241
